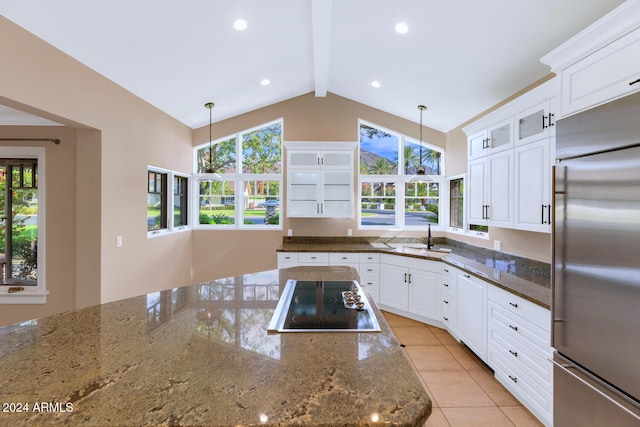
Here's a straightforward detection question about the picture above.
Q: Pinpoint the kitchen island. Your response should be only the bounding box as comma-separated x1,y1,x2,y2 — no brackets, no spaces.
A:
0,266,430,427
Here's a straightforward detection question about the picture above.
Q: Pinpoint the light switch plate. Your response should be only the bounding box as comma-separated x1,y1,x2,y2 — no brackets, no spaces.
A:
116,235,123,248
494,240,501,251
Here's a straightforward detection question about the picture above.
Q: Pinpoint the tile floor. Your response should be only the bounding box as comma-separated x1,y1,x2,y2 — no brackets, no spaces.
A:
382,311,544,427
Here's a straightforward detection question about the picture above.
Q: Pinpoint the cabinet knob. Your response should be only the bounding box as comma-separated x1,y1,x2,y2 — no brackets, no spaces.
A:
443,316,449,321
443,299,449,304
444,283,449,287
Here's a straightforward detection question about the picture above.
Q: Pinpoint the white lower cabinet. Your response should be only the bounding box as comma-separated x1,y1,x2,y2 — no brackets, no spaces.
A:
359,253,380,304
440,265,458,338
487,285,552,427
275,251,381,303
379,254,442,322
456,271,488,362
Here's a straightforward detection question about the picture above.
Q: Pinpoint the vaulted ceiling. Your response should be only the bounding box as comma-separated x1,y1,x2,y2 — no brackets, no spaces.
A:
0,0,626,132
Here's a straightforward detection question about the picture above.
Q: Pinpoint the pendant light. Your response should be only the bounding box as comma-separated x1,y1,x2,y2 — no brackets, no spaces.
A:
204,102,222,180
410,104,432,182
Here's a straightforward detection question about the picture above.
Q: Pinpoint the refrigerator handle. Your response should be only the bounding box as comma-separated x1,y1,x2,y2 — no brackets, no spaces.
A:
550,358,640,421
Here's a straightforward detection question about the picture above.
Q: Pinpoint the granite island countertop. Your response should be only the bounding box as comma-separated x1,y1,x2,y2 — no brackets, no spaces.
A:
277,237,551,309
0,266,430,427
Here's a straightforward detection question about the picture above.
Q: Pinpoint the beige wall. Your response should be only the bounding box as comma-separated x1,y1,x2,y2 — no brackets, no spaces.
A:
0,17,194,325
190,93,448,280
0,126,78,325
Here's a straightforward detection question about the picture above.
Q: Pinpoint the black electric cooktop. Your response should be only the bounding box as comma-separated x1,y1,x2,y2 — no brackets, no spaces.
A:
267,280,381,333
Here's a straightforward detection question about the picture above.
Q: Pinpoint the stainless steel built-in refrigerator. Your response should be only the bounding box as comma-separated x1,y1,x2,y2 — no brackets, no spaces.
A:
553,91,640,426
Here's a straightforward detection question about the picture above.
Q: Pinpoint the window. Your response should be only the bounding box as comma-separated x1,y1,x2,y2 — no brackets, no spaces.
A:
194,120,283,229
0,147,47,304
358,120,443,230
173,174,188,228
148,167,190,237
449,176,464,230
147,169,167,232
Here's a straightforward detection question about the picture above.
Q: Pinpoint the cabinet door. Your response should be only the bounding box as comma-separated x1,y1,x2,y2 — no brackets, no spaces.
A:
408,269,441,319
380,264,409,311
516,101,554,145
456,272,487,361
514,139,551,232
322,151,352,168
468,158,487,226
487,118,513,154
561,26,640,116
322,171,353,217
288,171,320,216
468,130,488,160
487,150,513,228
289,150,320,168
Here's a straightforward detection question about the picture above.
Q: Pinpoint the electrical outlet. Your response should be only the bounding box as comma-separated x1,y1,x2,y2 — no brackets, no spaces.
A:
494,240,501,251
347,228,352,236
287,229,293,237
116,235,123,248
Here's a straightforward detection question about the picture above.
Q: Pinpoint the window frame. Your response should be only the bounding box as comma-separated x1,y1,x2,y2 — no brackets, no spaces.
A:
147,166,191,238
193,119,283,231
357,120,445,231
0,146,47,304
447,174,465,234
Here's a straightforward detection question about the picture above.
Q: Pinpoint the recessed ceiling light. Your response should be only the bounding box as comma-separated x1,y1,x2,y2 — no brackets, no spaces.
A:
371,80,381,88
233,19,248,31
261,78,271,86
395,22,409,34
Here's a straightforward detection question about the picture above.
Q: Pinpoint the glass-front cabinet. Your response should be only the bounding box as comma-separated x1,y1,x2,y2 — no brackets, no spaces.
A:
468,118,513,160
515,100,555,146
285,142,355,218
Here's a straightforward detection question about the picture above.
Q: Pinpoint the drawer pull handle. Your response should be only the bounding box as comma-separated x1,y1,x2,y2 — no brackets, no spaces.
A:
444,283,449,287
443,299,449,304
629,78,640,86
464,274,471,279
341,257,348,260
404,273,408,283
509,324,518,331
367,268,374,272
509,302,518,308
508,375,518,383
509,350,518,357
444,268,449,273
311,256,317,260
443,316,449,321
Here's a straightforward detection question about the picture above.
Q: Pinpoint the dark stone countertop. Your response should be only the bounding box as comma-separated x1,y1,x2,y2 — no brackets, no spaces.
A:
0,266,430,427
277,237,551,309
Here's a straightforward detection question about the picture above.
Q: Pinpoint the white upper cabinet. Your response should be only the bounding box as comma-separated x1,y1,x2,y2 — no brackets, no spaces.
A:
468,118,513,160
515,100,555,146
514,139,553,232
540,1,640,118
285,142,356,218
464,80,555,234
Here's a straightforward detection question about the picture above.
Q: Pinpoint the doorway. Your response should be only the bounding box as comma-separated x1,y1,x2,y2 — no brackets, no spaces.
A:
0,159,38,285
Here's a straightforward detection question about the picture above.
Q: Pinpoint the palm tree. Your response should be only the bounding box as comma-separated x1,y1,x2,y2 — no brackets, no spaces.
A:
397,145,420,174
368,157,396,175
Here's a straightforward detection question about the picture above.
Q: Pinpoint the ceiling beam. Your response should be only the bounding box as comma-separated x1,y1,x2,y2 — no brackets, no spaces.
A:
311,0,332,97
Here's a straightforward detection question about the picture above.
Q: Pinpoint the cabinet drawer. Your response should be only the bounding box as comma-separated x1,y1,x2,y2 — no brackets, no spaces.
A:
489,347,552,425
277,252,298,265
298,252,329,264
360,279,379,303
359,263,380,277
329,252,360,264
489,323,552,388
488,302,550,357
359,252,380,263
488,285,550,332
